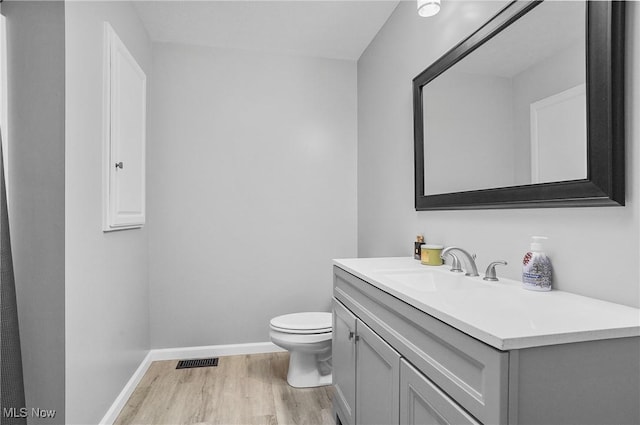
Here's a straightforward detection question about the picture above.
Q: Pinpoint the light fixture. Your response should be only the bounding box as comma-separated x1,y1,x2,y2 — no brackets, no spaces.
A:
417,0,440,17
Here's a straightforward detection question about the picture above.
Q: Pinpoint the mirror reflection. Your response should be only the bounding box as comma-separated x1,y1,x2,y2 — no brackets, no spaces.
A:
422,1,586,196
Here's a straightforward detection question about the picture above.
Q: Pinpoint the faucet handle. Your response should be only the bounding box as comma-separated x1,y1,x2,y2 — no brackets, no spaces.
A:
449,253,464,273
483,261,508,281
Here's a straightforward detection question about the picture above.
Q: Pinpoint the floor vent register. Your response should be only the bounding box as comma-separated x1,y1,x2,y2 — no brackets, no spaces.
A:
176,357,219,369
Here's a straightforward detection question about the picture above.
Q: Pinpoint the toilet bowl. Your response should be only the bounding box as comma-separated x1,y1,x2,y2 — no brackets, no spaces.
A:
269,312,332,388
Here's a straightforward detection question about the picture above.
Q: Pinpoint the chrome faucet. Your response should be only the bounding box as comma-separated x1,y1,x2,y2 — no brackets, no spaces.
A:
440,247,479,277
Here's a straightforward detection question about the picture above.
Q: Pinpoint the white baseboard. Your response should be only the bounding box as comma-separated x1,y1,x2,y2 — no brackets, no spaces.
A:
149,341,284,362
99,342,284,425
99,351,154,425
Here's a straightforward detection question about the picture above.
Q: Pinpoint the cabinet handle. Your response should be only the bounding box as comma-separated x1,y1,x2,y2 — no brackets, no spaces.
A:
115,162,124,169
348,331,355,341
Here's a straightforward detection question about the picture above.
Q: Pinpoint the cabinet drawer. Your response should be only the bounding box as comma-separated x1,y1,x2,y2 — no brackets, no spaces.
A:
401,359,480,425
334,266,508,425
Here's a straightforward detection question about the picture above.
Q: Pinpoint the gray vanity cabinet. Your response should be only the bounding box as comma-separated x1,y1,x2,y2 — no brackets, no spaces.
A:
332,299,401,425
332,294,484,425
333,266,508,425
333,264,640,425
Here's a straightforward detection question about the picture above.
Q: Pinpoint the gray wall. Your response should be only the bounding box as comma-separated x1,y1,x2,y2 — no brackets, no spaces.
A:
148,43,358,348
3,1,66,423
358,1,640,308
65,2,152,423
424,71,515,194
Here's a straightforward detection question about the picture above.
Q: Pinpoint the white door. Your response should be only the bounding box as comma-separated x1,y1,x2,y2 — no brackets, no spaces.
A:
103,22,146,231
530,84,587,184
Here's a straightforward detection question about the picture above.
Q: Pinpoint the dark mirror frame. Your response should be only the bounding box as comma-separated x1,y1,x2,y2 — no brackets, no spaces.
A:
413,0,625,210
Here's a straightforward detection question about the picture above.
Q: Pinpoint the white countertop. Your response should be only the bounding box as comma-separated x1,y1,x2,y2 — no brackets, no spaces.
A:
333,257,640,350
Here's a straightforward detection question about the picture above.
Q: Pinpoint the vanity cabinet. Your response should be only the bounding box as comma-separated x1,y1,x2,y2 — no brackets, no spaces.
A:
332,263,640,425
333,299,400,425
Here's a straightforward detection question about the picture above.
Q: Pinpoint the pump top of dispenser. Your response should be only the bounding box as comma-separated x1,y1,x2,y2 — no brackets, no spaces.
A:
530,236,548,252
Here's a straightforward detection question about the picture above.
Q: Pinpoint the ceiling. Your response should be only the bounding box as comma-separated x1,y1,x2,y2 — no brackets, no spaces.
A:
452,1,585,78
133,1,400,60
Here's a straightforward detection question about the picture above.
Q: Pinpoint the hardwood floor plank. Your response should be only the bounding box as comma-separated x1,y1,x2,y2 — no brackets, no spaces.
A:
114,352,335,425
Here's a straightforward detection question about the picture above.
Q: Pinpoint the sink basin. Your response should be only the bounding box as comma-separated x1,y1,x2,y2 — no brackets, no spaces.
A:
379,268,481,293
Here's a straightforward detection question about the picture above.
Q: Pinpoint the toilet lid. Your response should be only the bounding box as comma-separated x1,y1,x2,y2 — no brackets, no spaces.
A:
270,312,332,334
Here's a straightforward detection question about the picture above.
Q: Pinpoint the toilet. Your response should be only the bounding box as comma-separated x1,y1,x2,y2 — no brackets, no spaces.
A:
269,312,332,388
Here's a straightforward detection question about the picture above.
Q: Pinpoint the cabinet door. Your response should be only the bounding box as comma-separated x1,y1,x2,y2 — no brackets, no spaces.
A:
333,299,357,425
400,359,480,425
356,319,401,425
103,22,146,231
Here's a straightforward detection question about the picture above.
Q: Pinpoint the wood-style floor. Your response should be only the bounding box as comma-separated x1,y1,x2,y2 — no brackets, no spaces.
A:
114,352,336,425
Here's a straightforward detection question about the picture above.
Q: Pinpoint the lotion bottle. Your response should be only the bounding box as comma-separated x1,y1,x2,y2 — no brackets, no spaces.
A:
522,236,553,291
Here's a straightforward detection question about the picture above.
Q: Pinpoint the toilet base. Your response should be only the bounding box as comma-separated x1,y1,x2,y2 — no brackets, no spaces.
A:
286,351,333,388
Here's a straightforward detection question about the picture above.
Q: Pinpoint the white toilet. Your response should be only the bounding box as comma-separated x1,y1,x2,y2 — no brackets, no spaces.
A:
269,312,333,388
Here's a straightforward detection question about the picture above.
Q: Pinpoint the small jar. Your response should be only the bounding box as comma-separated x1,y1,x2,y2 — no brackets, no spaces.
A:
414,235,425,260
421,244,444,266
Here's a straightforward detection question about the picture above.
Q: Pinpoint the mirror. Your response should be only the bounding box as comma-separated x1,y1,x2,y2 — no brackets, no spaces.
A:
413,0,625,210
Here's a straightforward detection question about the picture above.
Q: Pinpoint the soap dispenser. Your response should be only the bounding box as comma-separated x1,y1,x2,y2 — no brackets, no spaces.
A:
522,236,553,291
